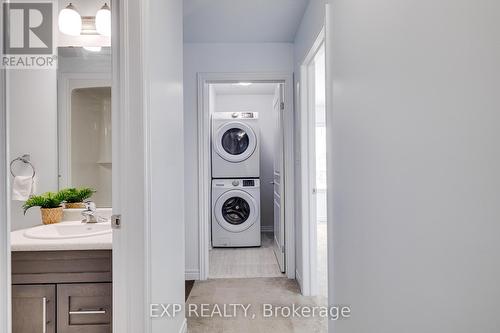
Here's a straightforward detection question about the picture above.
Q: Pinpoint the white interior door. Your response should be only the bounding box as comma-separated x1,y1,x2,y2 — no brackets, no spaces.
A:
273,84,286,272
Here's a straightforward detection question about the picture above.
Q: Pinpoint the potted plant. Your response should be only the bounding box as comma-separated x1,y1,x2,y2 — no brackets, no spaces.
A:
58,187,96,209
23,192,65,225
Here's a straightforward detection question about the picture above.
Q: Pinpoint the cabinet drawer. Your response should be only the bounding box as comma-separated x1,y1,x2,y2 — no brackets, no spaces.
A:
12,250,112,284
12,285,56,333
57,283,112,333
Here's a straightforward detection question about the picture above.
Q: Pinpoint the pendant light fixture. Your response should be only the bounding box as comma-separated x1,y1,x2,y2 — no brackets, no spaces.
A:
95,3,111,36
58,3,82,36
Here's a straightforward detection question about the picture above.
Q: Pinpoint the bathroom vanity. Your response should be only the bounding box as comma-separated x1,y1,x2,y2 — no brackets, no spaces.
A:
11,220,112,333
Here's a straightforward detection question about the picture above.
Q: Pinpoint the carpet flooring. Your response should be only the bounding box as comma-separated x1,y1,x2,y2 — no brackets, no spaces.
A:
186,277,328,333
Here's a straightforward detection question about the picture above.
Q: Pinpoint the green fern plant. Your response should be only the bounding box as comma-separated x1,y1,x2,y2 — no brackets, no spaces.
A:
58,187,96,203
23,192,64,215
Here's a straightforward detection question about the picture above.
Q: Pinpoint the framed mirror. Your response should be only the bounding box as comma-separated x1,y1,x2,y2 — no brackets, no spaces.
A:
57,47,112,207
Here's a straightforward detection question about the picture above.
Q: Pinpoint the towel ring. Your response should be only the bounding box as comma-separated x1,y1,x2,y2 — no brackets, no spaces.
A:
10,154,36,178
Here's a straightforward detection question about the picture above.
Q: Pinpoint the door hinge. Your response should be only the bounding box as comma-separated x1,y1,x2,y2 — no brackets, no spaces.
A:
111,214,122,229
280,102,285,110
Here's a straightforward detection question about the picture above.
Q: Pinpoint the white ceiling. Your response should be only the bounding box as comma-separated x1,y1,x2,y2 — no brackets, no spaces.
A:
213,83,277,95
183,0,310,43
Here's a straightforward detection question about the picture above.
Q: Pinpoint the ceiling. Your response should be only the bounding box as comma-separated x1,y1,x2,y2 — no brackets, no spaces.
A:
213,83,277,95
184,0,310,43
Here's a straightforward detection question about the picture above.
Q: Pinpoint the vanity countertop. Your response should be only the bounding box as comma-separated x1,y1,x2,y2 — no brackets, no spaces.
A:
11,221,112,252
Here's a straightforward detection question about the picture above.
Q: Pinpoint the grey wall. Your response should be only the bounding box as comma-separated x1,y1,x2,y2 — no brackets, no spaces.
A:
214,93,275,231
183,43,294,278
292,0,326,292
328,1,500,332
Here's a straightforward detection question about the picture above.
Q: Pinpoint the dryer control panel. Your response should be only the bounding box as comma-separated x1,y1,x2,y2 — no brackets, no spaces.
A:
212,179,260,188
243,180,255,187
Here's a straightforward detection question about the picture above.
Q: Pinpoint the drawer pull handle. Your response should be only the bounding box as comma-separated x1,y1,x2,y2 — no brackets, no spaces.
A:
42,297,47,333
69,309,107,315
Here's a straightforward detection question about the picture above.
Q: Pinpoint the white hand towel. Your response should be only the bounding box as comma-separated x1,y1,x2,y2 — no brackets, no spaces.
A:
12,176,35,201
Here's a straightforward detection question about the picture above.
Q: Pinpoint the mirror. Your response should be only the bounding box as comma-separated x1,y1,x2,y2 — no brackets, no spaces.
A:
57,47,112,207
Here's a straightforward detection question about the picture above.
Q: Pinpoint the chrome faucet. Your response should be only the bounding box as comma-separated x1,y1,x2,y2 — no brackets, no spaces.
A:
81,201,107,224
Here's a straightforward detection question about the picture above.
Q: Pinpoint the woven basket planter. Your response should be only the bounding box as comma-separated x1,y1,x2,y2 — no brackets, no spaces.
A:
40,207,63,225
65,202,86,209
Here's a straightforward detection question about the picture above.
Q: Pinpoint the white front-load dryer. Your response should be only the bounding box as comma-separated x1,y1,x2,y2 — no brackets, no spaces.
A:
212,112,259,178
212,178,261,247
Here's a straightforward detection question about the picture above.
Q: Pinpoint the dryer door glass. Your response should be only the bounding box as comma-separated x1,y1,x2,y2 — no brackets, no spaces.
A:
221,128,249,155
221,197,250,225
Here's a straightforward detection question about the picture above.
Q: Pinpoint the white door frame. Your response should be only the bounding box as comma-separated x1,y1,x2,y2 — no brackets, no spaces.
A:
299,27,325,296
0,11,11,330
1,0,185,332
197,72,296,280
113,0,185,332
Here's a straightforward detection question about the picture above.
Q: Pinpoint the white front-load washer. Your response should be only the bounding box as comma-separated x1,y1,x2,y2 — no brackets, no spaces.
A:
212,112,259,178
212,178,261,247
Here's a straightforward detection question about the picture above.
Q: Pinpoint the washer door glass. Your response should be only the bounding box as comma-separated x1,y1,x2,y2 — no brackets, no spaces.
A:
221,128,249,155
222,197,250,225
214,189,258,233
214,122,257,163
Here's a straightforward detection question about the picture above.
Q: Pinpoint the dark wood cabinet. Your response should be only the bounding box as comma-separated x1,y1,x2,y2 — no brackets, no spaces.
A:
12,285,56,333
58,283,112,333
12,250,112,333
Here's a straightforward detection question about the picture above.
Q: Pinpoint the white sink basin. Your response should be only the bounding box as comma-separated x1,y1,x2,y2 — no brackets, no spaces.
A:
23,221,112,240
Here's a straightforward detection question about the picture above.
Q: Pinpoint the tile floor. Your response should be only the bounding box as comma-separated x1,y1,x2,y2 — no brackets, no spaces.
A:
209,233,284,279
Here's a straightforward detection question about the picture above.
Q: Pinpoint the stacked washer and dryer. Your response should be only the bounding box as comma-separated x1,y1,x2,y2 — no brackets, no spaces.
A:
211,112,261,247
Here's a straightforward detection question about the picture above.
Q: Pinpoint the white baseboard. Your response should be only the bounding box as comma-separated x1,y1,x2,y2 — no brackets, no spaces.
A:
185,269,200,280
179,318,187,333
261,225,274,233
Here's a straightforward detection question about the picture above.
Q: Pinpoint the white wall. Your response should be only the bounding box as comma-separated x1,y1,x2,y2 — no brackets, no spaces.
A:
327,1,500,332
183,43,294,278
8,70,58,231
294,0,326,70
292,0,326,292
214,93,275,231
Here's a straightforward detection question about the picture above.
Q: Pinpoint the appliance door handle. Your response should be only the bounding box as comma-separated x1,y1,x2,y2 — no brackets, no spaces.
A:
42,297,47,333
69,308,107,315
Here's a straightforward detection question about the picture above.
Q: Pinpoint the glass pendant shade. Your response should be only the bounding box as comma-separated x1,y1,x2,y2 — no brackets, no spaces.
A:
95,3,111,36
58,3,82,36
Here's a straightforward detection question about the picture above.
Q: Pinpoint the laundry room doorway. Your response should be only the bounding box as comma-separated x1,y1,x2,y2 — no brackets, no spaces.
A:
197,73,295,281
